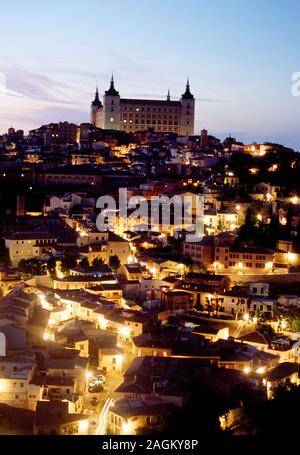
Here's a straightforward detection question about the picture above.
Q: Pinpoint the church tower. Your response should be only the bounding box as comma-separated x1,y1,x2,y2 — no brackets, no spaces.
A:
180,78,195,136
103,75,121,130
90,86,103,128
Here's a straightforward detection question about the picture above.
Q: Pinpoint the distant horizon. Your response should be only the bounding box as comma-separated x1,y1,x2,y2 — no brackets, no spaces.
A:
1,0,300,149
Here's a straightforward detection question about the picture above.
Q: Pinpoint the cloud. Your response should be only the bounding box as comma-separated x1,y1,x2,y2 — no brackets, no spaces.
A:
3,67,76,105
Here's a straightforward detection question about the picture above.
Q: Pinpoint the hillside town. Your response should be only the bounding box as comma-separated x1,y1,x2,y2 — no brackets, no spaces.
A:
1,119,300,436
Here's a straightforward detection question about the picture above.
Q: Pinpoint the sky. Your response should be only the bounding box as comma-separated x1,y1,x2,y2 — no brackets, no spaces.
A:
1,0,300,148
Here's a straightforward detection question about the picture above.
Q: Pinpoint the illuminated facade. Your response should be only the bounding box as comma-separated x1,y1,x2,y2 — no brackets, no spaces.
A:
90,76,195,136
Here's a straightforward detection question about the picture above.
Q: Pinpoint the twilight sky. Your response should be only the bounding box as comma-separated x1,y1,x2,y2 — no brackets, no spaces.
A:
1,0,300,148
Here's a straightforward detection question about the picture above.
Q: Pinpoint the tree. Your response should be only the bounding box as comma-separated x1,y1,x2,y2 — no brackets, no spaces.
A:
205,296,215,317
79,257,90,268
47,256,57,276
61,254,78,274
109,255,121,273
92,257,105,268
0,247,9,266
246,382,300,436
238,208,258,243
287,316,300,332
18,258,44,276
189,260,206,273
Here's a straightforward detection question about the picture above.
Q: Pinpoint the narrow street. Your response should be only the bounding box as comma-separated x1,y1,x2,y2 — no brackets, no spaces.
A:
84,354,132,434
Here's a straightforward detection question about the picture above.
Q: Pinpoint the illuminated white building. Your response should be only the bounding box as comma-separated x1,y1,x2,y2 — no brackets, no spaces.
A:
90,76,195,136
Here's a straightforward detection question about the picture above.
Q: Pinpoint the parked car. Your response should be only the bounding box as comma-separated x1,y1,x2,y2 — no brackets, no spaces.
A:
96,374,106,383
89,384,104,393
89,378,103,388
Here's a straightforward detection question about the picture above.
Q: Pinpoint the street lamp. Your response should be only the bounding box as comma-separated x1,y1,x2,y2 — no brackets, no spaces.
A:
122,421,131,434
287,251,295,269
281,320,287,330
256,367,265,374
178,263,184,278
79,420,89,433
243,313,249,322
291,196,299,205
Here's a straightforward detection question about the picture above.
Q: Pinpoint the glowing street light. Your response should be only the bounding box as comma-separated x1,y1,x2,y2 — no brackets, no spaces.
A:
265,193,272,201
119,326,130,338
281,320,287,329
280,217,287,226
243,313,249,322
122,421,131,434
287,251,295,265
213,261,220,271
291,196,299,205
79,420,89,433
266,261,273,271
150,266,156,275
256,367,265,374
237,262,244,273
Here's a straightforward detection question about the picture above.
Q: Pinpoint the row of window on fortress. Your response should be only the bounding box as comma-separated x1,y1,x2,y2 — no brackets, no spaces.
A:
110,109,191,116
120,119,181,125
109,103,192,111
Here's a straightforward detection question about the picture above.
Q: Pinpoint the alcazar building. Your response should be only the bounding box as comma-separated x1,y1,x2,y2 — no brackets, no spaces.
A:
90,76,195,136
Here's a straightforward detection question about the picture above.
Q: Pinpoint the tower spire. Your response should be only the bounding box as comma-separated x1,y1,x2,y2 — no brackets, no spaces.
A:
167,89,170,101
105,74,119,96
181,77,194,100
91,84,102,107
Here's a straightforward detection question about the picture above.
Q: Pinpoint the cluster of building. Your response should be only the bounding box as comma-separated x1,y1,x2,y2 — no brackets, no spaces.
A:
1,78,300,435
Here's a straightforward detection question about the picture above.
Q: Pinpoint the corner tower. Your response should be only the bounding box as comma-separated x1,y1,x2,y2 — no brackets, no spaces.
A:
103,75,121,130
90,86,103,128
180,78,195,136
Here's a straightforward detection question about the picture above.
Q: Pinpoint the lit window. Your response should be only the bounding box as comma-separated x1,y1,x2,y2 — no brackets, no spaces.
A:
110,117,114,122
